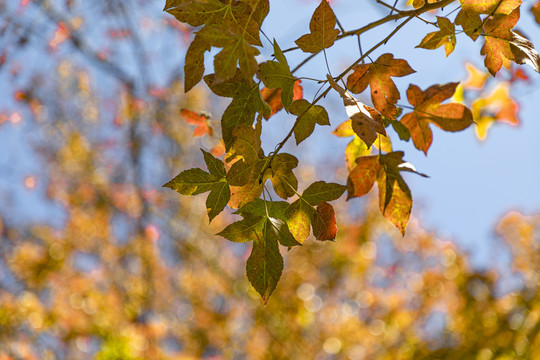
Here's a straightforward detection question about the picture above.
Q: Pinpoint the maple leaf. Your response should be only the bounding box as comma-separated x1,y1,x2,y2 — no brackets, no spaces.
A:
197,25,260,82
455,9,482,41
472,82,519,140
246,228,283,305
347,155,379,199
164,149,230,222
312,202,338,241
459,0,522,15
205,73,270,149
346,152,426,235
270,153,299,200
294,0,340,53
225,125,263,186
289,99,330,144
347,53,415,118
180,109,212,137
462,62,489,90
259,40,297,110
481,9,540,75
401,82,473,154
417,17,456,56
184,34,211,92
166,0,268,83
327,75,386,148
261,80,303,119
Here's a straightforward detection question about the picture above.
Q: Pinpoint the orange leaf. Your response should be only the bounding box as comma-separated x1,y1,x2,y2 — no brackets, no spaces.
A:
181,109,213,137
261,80,303,119
347,53,415,118
401,83,473,154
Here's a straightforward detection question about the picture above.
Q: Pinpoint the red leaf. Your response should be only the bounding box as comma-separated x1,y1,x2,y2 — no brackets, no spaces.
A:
312,202,337,241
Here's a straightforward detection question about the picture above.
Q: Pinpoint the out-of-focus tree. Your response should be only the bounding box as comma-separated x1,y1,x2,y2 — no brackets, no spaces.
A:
1,0,540,359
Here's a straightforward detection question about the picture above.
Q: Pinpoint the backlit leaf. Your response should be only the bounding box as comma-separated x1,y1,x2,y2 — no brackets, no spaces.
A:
289,99,330,144
312,202,338,241
184,35,210,92
181,109,213,137
347,53,415,118
270,153,298,199
481,9,540,75
259,40,297,110
294,0,340,53
459,0,521,15
347,155,379,199
285,200,314,244
246,226,283,305
401,83,473,154
261,80,303,119
217,214,262,243
328,75,386,148
301,181,346,206
417,17,456,56
472,82,519,140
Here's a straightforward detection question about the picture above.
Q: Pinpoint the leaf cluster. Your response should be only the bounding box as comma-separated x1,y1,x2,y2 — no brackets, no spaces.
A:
163,0,539,303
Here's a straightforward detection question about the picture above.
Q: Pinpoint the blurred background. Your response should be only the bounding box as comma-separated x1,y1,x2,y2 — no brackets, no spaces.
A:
0,0,540,359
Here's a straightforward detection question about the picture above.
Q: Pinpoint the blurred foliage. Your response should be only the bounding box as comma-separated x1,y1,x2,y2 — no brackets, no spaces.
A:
1,0,540,359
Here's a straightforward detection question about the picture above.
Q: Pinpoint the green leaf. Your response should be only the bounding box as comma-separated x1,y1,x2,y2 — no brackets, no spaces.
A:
163,168,216,195
294,0,340,53
237,199,289,221
285,199,314,244
165,151,231,222
270,153,298,199
220,82,267,149
289,99,330,145
266,217,301,248
226,125,262,164
302,181,346,206
202,149,225,178
184,34,210,92
259,40,296,110
206,179,231,222
246,225,284,305
217,214,263,243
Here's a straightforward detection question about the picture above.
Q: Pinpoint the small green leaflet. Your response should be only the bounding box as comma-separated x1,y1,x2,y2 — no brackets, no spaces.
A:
416,17,456,56
163,149,230,223
289,99,330,145
259,40,297,110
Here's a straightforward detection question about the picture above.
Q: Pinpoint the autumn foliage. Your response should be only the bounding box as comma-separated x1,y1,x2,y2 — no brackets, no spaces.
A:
1,0,540,358
163,0,539,302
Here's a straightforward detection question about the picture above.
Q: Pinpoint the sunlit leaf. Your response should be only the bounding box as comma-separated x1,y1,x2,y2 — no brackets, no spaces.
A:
312,201,338,241
417,17,456,56
328,75,386,147
481,9,540,75
294,0,340,53
347,53,415,118
401,83,473,154
289,99,330,144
